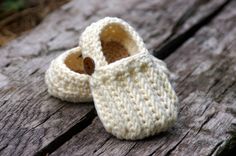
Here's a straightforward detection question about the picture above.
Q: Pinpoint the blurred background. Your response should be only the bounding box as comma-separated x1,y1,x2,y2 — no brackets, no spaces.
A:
0,0,70,47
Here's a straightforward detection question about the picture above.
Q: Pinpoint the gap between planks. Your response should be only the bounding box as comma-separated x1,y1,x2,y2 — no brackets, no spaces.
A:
34,0,232,155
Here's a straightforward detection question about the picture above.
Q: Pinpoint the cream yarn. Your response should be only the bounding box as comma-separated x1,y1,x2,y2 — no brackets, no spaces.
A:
45,47,92,102
80,17,178,140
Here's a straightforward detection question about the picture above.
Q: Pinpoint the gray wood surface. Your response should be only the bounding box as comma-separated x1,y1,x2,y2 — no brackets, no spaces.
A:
51,0,236,155
0,0,235,155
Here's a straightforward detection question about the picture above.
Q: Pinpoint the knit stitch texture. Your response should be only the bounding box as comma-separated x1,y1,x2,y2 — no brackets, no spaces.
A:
45,47,92,102
80,17,178,140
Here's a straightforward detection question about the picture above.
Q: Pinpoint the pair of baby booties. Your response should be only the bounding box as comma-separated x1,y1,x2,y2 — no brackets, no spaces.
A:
45,17,178,140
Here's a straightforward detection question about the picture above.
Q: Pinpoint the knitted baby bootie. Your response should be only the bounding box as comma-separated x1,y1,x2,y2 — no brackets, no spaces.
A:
80,17,178,140
45,47,92,102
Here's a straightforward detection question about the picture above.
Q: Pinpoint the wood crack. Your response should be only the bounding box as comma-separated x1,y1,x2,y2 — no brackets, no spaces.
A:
153,0,231,59
215,80,236,103
207,141,224,156
0,100,8,109
150,0,208,45
29,68,40,76
148,141,169,156
216,129,236,156
124,143,137,156
47,1,233,154
34,108,96,156
195,113,215,136
0,0,234,155
29,105,65,131
206,78,221,94
93,136,112,154
0,145,8,153
163,129,191,156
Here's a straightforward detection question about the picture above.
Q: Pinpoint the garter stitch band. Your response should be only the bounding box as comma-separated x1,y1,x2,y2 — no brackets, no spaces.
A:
45,47,92,102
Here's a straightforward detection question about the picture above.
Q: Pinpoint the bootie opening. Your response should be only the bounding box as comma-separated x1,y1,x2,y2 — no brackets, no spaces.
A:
65,51,85,74
100,23,139,63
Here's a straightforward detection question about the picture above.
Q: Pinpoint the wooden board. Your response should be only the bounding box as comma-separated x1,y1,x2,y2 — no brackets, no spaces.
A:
0,0,234,155
51,0,236,156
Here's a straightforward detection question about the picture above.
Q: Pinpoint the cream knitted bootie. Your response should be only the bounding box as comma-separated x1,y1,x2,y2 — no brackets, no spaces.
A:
80,17,178,140
45,47,92,102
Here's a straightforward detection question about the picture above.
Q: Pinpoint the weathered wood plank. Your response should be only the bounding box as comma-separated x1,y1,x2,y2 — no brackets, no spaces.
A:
0,0,231,155
51,0,236,156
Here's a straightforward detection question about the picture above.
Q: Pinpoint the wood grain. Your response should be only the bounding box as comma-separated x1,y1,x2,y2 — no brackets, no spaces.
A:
0,0,234,155
51,0,236,156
